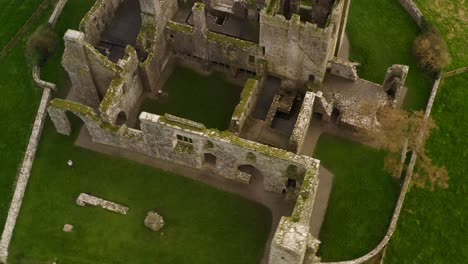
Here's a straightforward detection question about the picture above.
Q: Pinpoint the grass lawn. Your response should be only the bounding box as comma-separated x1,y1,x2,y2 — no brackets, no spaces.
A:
312,0,435,259
347,0,433,110
0,0,45,50
313,134,400,261
0,0,95,240
5,1,272,263
140,66,242,131
0,4,55,232
8,118,272,264
385,0,468,263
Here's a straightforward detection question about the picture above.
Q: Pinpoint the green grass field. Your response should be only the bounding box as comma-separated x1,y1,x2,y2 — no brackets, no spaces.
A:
0,2,53,232
1,0,465,263
314,134,400,261
0,0,95,240
312,0,435,259
347,0,433,110
140,66,242,131
0,0,45,50
385,0,467,263
3,1,272,263
8,118,272,264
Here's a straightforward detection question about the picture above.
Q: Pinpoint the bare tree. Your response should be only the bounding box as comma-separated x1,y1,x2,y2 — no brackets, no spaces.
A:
361,106,448,190
25,24,58,66
413,23,451,75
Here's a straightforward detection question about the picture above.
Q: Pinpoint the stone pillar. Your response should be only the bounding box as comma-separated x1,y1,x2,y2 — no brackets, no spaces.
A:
269,217,309,264
139,0,156,24
383,64,409,106
288,15,301,43
48,107,72,135
192,3,209,60
193,3,207,32
62,30,100,108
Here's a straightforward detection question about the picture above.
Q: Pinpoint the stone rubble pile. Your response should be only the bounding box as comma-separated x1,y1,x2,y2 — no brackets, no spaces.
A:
144,211,165,232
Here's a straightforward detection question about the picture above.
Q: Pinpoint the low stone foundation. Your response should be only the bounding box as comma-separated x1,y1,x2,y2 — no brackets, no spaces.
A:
76,193,129,215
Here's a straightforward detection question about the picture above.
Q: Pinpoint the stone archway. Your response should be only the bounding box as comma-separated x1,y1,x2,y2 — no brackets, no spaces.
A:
237,164,264,187
116,111,127,126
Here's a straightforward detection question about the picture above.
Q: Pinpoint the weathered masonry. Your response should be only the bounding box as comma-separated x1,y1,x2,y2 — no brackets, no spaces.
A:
47,0,412,263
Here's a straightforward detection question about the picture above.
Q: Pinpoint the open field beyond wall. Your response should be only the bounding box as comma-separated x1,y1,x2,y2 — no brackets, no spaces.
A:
312,0,433,260
0,0,45,50
385,0,468,263
0,1,52,233
313,134,400,261
3,1,272,264
312,0,465,261
346,0,433,110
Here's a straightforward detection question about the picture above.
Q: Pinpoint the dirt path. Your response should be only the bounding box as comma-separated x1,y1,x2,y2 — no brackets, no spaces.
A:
75,127,294,264
337,34,350,60
309,166,333,237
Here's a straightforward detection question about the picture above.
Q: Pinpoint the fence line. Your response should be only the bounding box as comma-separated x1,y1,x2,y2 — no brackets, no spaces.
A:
318,73,442,264
0,0,68,261
442,67,468,78
0,0,50,63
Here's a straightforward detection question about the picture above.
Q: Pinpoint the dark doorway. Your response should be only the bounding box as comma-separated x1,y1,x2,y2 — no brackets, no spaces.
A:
238,164,263,185
331,107,341,123
116,111,127,126
313,112,323,120
287,178,297,189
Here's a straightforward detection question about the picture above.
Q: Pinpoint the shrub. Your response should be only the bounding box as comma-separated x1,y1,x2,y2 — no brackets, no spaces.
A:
25,24,58,66
413,23,451,74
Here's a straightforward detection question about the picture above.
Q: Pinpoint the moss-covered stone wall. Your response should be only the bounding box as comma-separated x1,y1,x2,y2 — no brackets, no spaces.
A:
79,0,126,46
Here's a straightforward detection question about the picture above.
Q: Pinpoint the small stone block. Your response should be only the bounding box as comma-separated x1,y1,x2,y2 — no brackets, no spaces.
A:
63,224,74,232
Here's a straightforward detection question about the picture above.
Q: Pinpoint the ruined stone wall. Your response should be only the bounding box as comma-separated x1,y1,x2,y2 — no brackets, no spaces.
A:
230,77,264,133
398,0,423,27
82,41,118,97
62,29,121,108
327,0,345,59
79,0,126,45
48,99,319,193
329,57,358,81
334,0,350,56
48,99,147,154
289,92,315,153
312,91,332,121
99,47,143,124
0,88,53,263
138,0,179,91
139,113,315,192
382,64,409,107
165,4,263,74
269,168,321,264
48,0,68,27
139,0,157,24
62,30,102,108
259,12,334,84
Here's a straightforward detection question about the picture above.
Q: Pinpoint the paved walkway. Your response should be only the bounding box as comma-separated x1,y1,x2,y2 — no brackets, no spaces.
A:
75,127,294,264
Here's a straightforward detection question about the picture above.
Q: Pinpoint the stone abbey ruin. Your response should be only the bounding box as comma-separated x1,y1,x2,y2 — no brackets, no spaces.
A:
46,0,411,263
